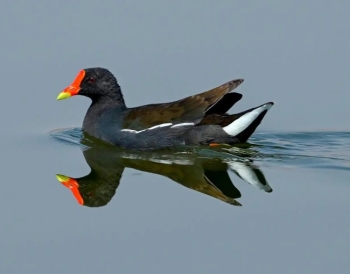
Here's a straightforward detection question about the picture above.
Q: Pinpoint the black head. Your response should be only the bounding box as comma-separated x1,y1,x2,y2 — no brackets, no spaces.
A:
57,67,125,104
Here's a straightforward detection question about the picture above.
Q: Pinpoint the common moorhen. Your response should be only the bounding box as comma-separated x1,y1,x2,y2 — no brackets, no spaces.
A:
57,68,274,150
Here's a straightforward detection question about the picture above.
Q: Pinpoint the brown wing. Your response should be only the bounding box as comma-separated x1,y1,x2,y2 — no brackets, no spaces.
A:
199,113,237,127
123,78,244,130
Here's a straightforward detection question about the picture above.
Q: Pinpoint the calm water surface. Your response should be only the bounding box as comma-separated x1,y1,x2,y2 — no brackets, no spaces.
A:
1,129,349,274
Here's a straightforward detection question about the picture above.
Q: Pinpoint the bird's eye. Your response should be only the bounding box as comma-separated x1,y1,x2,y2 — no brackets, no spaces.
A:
87,77,95,83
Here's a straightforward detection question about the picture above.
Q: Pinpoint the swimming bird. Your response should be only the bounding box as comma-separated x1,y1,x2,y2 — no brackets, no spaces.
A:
57,68,273,150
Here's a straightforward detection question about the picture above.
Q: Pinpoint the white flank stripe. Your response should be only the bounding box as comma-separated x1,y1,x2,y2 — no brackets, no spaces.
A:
148,123,172,130
223,103,272,136
121,123,173,134
121,122,194,134
120,129,139,133
171,123,194,128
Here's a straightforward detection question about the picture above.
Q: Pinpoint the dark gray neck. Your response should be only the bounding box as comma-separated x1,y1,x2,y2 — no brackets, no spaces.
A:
82,95,126,134
91,83,126,105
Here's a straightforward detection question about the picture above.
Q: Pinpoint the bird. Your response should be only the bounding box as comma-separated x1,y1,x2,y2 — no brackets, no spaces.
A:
57,67,274,150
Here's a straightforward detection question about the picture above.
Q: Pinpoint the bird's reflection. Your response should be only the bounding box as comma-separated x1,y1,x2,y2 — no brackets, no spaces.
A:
56,143,272,207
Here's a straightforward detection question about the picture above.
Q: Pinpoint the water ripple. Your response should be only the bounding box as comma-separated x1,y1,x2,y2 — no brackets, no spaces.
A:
49,128,350,172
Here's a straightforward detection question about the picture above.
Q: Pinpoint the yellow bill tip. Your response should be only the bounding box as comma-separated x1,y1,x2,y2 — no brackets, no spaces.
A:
56,174,70,183
57,91,71,100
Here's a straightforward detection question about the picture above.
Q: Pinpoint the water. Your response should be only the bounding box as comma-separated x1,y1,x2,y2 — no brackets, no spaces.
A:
1,127,349,274
1,1,350,272
49,129,350,208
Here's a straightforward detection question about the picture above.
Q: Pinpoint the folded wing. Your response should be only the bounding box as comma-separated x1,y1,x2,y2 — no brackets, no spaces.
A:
122,79,244,130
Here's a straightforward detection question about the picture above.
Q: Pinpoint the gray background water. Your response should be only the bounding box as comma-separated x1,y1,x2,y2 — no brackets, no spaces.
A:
0,1,350,273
